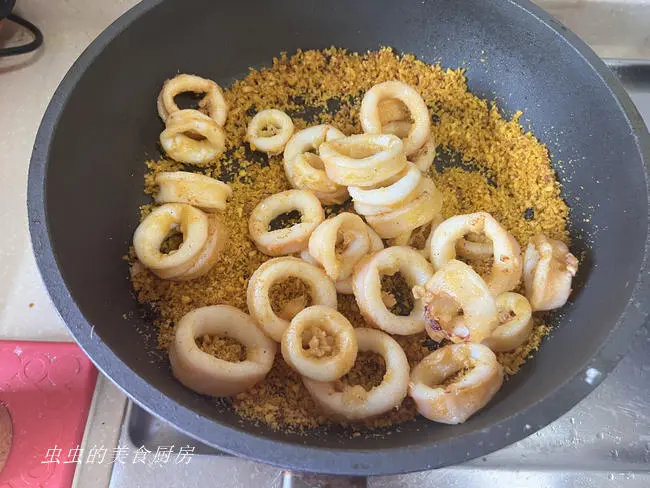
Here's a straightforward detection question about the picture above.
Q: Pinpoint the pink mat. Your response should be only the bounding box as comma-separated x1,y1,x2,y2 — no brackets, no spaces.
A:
0,341,97,488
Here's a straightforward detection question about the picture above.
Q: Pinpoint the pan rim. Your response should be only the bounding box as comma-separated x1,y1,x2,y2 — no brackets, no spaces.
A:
27,0,650,475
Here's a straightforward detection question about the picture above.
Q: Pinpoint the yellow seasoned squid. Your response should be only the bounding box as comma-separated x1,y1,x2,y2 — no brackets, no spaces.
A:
300,223,384,295
281,305,358,382
409,343,503,424
352,246,434,335
169,305,276,397
157,74,228,126
133,203,226,281
523,233,579,311
319,133,407,187
154,171,232,212
376,97,436,173
248,190,324,256
246,257,337,342
159,109,226,165
283,125,348,205
302,328,409,421
483,292,533,352
247,109,294,154
362,178,442,239
307,212,370,282
414,259,499,344
360,80,431,156
429,212,522,296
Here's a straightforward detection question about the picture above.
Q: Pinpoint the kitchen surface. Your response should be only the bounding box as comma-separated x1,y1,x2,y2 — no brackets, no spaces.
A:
1,1,649,487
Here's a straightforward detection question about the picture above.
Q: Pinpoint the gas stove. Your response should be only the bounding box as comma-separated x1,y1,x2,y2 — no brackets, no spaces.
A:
74,59,650,488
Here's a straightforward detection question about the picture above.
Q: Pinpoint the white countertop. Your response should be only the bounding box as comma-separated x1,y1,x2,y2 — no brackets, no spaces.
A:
0,0,137,341
0,0,649,343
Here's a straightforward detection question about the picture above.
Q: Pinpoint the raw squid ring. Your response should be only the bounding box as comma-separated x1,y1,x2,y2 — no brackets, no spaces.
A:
281,305,358,382
302,328,410,421
283,125,348,203
429,212,522,296
174,215,227,281
415,259,499,344
154,171,232,212
523,234,579,311
308,213,370,281
408,134,436,173
169,305,276,397
483,292,533,352
249,190,324,256
157,74,228,126
319,133,407,187
247,109,294,154
348,162,422,207
160,109,226,165
360,81,431,156
409,343,503,424
133,203,209,279
247,257,337,342
365,178,442,239
301,224,384,295
352,246,434,335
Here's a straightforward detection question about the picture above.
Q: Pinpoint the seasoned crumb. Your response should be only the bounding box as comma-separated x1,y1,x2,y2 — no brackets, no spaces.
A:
197,335,247,362
497,322,552,375
338,351,386,391
129,47,567,431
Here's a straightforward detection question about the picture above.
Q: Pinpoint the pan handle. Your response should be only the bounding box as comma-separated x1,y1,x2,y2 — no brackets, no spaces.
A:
279,471,367,488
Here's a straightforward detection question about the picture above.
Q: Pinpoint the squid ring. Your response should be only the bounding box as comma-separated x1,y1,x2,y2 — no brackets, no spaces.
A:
157,74,228,126
303,328,410,421
430,212,522,296
247,109,294,154
409,343,503,424
174,215,227,281
416,259,499,344
133,203,209,279
352,246,434,335
456,234,494,260
169,305,276,397
348,163,422,207
408,134,436,173
154,171,232,212
360,81,431,156
365,178,442,239
249,190,324,256
281,305,358,382
388,214,443,258
308,212,370,281
382,120,412,139
483,292,533,352
320,133,407,187
247,257,337,342
284,125,348,204
301,224,384,295
160,109,226,165
523,234,579,311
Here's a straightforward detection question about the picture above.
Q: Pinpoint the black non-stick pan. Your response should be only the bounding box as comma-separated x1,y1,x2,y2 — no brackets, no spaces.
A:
27,0,650,476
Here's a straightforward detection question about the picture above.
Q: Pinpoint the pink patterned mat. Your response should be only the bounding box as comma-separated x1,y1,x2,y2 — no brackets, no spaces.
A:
0,341,97,488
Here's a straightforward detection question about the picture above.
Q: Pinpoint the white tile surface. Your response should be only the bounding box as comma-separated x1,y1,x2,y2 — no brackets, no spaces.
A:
0,0,647,341
0,0,139,341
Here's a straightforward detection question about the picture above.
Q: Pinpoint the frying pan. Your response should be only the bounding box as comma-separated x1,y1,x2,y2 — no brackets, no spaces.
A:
27,0,650,476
